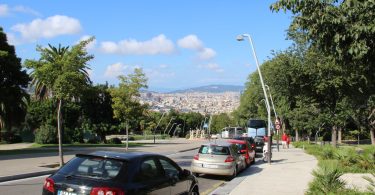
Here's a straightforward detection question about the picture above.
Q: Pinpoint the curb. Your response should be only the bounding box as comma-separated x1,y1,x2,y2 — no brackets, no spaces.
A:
0,169,57,183
178,147,200,153
0,146,200,183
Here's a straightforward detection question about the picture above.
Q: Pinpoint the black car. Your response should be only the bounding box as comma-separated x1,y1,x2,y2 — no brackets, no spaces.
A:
42,151,199,195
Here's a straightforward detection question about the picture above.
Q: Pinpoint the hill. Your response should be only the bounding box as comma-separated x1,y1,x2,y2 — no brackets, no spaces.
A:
169,84,244,93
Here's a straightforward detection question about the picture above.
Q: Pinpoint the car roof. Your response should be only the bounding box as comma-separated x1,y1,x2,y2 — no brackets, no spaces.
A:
227,139,247,144
201,141,232,147
76,151,161,161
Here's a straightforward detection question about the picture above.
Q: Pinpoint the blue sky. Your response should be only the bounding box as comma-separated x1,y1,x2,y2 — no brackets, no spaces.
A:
1,0,292,92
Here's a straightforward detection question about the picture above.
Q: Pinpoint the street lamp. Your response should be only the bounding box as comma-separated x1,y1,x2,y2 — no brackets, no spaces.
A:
167,123,177,135
265,85,277,118
164,117,175,134
173,124,182,137
237,33,272,164
153,112,165,144
265,84,279,152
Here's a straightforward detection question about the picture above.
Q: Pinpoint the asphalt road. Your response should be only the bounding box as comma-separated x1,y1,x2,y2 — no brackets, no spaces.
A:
0,149,232,195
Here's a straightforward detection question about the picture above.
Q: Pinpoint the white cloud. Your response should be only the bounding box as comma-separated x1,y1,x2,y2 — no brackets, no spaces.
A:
100,34,175,55
200,63,224,73
11,15,82,42
0,4,9,16
177,34,203,50
0,4,41,17
197,48,216,60
78,35,97,50
159,64,168,69
13,5,41,16
104,62,130,78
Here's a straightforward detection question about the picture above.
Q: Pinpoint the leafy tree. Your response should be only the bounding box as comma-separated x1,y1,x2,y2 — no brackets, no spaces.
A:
109,68,148,149
80,83,118,142
210,113,235,134
25,38,94,166
0,27,30,140
271,0,375,144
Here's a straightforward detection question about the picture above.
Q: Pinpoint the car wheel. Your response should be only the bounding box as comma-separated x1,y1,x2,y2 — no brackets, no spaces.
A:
228,166,237,180
189,186,199,195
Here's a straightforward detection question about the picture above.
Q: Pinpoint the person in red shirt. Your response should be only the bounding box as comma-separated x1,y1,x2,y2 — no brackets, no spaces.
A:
281,132,288,149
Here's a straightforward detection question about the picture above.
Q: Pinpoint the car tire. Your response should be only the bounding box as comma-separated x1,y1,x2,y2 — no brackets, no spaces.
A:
227,166,237,180
189,186,199,195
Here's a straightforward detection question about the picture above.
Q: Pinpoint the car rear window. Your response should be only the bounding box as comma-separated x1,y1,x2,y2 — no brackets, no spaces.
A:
199,145,230,155
58,156,124,180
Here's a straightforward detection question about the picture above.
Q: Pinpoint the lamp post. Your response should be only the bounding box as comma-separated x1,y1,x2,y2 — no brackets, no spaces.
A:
265,84,279,151
237,34,272,164
265,85,277,118
173,124,182,137
167,123,177,135
164,117,175,134
153,112,165,144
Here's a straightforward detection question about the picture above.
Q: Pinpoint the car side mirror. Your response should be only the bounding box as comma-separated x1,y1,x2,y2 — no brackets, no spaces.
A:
181,169,191,177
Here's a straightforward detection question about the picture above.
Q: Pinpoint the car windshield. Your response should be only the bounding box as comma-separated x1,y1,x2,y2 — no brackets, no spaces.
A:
58,156,124,180
199,145,230,155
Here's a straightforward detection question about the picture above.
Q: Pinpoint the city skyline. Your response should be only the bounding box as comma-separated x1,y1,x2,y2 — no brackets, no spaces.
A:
1,0,292,91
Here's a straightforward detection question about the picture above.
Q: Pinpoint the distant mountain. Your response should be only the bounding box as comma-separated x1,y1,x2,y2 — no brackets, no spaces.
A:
168,85,244,93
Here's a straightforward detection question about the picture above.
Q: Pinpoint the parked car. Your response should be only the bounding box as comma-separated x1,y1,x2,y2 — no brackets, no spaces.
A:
227,139,255,167
234,137,256,151
191,142,246,179
254,136,266,152
42,151,199,195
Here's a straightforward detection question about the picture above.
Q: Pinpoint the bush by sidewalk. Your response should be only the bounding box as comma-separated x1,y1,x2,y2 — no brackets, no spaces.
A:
294,142,375,194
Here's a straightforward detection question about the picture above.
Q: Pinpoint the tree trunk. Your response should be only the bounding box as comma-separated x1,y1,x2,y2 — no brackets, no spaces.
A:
57,99,64,167
338,127,342,144
331,126,337,147
295,129,299,142
370,128,375,145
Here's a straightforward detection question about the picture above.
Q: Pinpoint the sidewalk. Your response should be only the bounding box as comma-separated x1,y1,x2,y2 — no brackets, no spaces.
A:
0,138,206,182
210,145,318,195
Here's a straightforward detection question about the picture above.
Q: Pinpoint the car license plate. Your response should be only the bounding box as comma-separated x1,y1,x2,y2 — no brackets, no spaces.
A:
58,190,77,195
203,164,218,168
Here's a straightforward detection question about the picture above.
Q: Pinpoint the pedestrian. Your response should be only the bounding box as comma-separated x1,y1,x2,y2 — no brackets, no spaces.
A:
286,134,290,149
281,132,287,149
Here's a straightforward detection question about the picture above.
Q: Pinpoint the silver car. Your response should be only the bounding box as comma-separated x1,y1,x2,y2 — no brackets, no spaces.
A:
191,142,246,179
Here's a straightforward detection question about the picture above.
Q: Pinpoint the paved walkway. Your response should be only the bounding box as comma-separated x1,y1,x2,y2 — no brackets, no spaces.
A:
210,145,318,195
0,138,206,182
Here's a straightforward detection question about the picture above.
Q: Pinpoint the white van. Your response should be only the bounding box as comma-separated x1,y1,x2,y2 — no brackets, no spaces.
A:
221,127,243,139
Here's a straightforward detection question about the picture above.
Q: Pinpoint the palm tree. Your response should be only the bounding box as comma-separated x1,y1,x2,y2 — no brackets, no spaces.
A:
25,38,94,166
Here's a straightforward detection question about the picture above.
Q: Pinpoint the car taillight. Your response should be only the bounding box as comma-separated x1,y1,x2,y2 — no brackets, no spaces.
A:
43,178,55,193
225,156,235,162
194,154,199,160
90,187,125,195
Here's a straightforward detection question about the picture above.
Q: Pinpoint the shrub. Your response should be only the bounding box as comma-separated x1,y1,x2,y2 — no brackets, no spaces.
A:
185,133,190,139
307,167,345,195
321,147,335,160
35,123,57,144
0,131,23,143
108,137,122,144
86,137,100,144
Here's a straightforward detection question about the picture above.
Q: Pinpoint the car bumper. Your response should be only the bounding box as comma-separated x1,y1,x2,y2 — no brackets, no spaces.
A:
191,162,234,176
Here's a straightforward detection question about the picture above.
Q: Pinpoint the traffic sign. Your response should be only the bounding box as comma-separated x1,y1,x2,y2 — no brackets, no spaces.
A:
275,119,280,125
276,124,281,130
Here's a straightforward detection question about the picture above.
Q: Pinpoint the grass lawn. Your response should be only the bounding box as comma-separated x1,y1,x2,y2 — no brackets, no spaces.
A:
0,142,143,156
